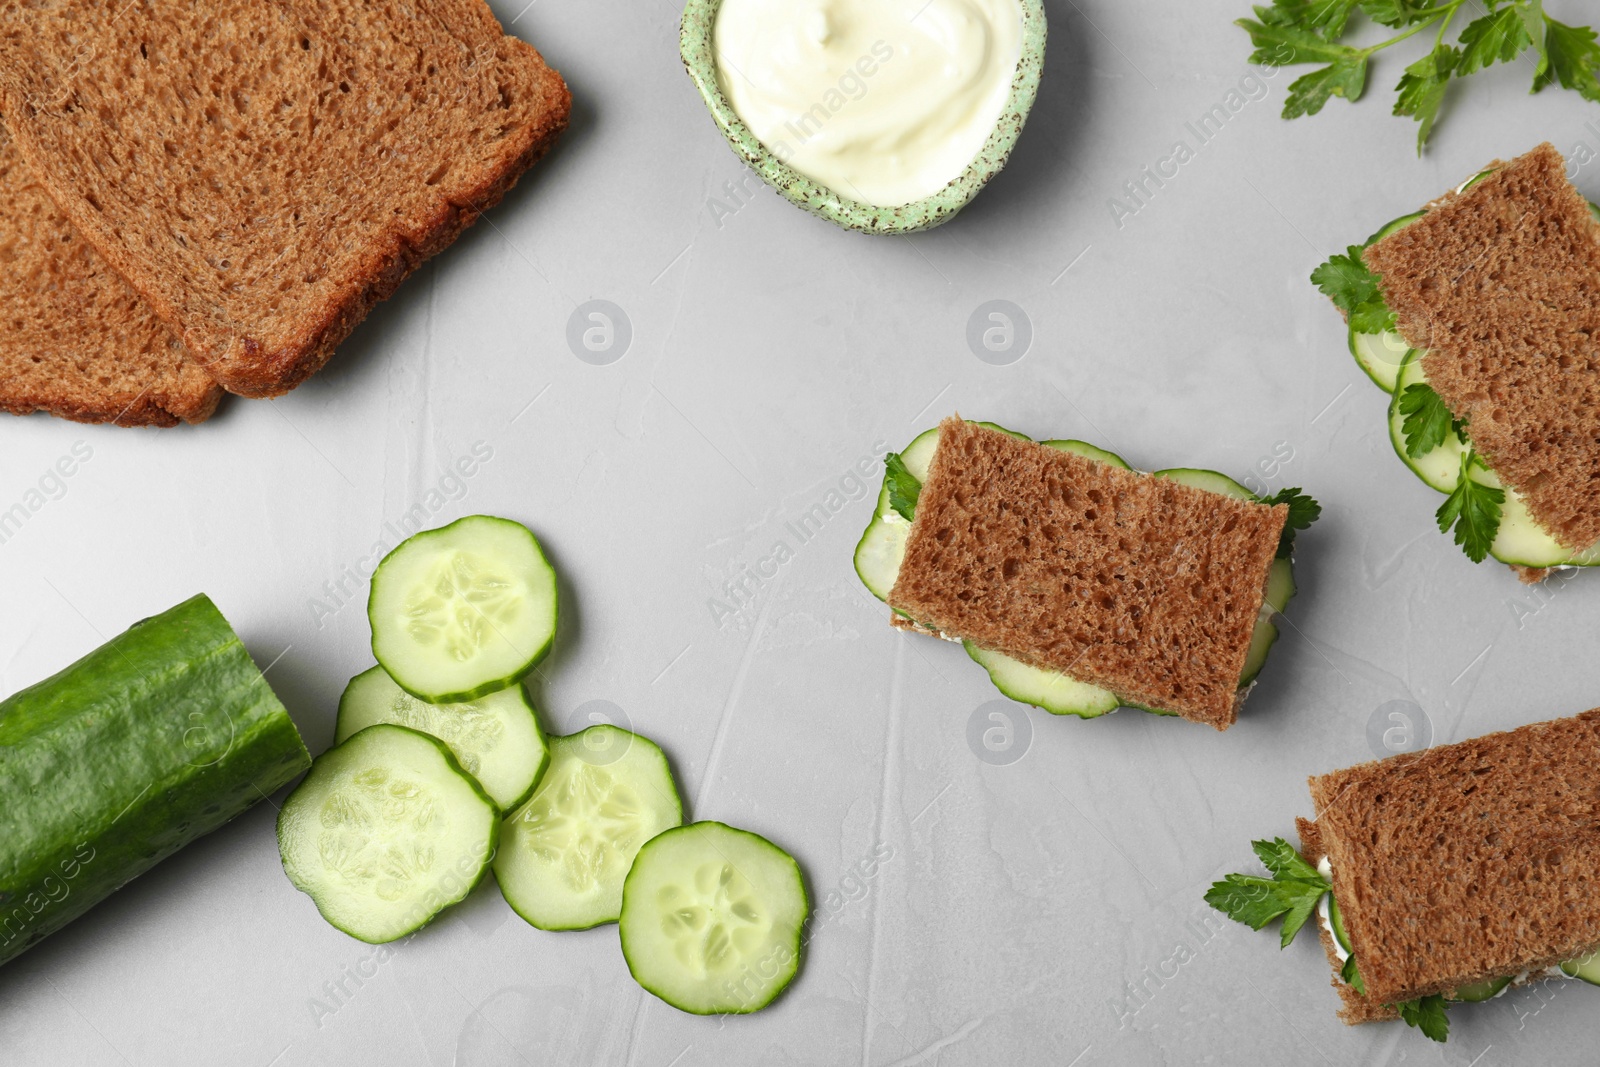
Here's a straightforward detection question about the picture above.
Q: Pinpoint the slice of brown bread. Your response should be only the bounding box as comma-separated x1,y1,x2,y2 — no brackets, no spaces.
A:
0,122,219,426
1364,143,1600,550
886,417,1287,728
1304,710,1600,1008
0,0,570,398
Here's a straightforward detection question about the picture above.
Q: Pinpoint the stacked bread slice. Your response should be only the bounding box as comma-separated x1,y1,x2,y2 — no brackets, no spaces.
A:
1298,710,1600,1021
0,0,570,425
887,417,1287,728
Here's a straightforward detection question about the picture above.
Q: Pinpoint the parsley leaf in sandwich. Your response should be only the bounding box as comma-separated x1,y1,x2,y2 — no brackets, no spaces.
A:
1435,450,1503,563
883,453,921,522
1258,488,1321,559
1205,837,1330,948
1396,382,1461,458
1310,247,1394,334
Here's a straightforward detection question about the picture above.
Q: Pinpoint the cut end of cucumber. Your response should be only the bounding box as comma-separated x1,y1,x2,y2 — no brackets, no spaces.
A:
278,724,498,943
619,821,807,1015
1449,975,1511,1003
1349,327,1410,394
368,515,558,704
336,666,549,811
495,725,683,931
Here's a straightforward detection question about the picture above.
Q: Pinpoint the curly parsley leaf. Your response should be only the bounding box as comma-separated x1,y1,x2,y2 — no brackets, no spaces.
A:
1396,994,1451,1042
1435,451,1504,563
1393,45,1458,153
1286,54,1371,117
1396,382,1461,458
1258,488,1322,558
883,453,921,522
1341,954,1367,995
1310,247,1394,334
1533,14,1600,102
1206,838,1330,947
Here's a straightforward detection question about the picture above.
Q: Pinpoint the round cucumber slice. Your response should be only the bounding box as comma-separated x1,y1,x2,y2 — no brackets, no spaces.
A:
1489,486,1600,569
277,724,498,943
1153,468,1253,500
1560,949,1600,985
1387,351,1468,493
1348,327,1411,393
336,666,549,812
1457,169,1493,194
495,725,683,931
852,512,909,603
619,822,807,1015
898,427,942,484
1450,976,1512,1002
368,515,558,704
1590,202,1600,225
1042,439,1131,469
1327,892,1351,954
963,641,1119,718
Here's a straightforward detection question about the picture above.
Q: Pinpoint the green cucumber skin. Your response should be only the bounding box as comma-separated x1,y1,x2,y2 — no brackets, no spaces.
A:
0,594,310,965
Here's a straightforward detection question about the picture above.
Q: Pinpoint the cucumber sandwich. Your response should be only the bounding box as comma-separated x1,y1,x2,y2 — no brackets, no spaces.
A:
855,416,1319,729
1314,143,1600,581
1209,710,1600,1043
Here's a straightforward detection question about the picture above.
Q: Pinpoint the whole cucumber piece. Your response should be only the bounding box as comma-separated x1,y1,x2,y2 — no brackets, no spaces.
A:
0,594,310,965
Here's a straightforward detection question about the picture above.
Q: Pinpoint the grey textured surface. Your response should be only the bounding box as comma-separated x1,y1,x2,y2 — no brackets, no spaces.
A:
3,0,1600,1064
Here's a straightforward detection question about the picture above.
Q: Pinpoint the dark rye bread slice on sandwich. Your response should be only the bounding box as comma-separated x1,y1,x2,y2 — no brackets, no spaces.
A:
886,417,1288,729
0,122,219,426
1301,711,1600,1018
1357,143,1600,576
0,0,570,398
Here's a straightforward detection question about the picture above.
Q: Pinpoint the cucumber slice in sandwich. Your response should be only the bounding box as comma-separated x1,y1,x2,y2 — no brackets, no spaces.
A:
368,515,558,704
963,641,1120,718
1560,949,1600,986
1386,352,1600,568
1042,439,1130,469
495,725,683,930
854,422,1033,601
336,666,549,811
618,822,807,1015
1449,976,1511,1002
277,724,498,943
1327,892,1351,954
1387,351,1469,493
1344,211,1424,393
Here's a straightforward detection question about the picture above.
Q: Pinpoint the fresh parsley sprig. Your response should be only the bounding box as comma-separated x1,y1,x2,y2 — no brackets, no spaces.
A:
1258,488,1322,558
1206,838,1330,948
1396,381,1462,458
1436,449,1504,563
1397,994,1451,1042
883,452,921,522
1212,840,1453,1043
1310,246,1394,334
1238,0,1600,152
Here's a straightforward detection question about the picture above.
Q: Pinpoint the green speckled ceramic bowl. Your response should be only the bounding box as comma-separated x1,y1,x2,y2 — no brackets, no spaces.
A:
679,0,1047,235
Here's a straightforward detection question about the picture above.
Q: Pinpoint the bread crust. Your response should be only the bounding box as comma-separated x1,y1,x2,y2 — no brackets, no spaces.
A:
0,0,571,398
887,417,1286,728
